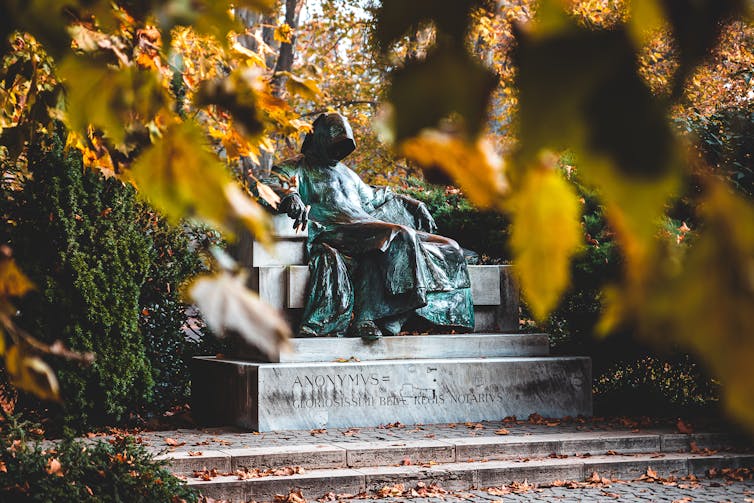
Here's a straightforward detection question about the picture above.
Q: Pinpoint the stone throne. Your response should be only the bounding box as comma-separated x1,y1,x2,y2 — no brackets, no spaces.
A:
192,213,592,431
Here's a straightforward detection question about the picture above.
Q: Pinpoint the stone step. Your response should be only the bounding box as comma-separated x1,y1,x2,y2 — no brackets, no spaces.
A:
182,451,754,502
232,333,550,363
161,431,742,474
191,356,592,431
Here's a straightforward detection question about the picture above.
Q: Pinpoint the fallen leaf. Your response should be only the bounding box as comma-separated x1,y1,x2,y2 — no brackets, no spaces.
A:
164,438,186,447
376,483,404,498
676,419,694,434
494,428,510,435
46,458,63,476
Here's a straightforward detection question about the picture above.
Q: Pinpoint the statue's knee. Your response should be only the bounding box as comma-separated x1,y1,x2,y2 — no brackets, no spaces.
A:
395,225,416,242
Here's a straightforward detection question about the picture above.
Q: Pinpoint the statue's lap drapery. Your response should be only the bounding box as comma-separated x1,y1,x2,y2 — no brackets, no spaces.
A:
270,113,474,338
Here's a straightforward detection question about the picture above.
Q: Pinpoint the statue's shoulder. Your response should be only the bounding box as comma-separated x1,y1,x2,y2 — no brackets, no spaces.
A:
272,154,305,174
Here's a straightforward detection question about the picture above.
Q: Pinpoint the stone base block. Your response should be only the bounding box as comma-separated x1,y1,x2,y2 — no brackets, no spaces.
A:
230,333,550,363
191,356,592,431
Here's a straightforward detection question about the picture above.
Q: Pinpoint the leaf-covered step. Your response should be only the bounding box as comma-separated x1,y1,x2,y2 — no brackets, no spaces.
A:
183,452,754,502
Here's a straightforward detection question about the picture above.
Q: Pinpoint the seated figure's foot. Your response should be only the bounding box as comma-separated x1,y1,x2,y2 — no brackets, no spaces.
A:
379,318,402,337
298,325,319,338
378,313,410,336
350,321,383,340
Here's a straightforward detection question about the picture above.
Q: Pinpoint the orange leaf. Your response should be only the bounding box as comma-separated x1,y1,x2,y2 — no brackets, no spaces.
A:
46,458,63,476
676,419,694,434
0,255,34,298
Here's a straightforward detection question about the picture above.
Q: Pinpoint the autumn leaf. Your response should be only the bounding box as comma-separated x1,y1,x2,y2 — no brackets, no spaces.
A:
388,47,497,141
225,184,273,245
46,458,63,477
195,67,265,138
58,57,167,145
274,23,293,44
0,254,34,299
189,271,290,359
278,71,321,100
5,345,60,401
256,182,281,209
165,437,186,447
494,428,510,435
676,419,694,434
400,130,508,209
130,121,234,228
509,164,582,320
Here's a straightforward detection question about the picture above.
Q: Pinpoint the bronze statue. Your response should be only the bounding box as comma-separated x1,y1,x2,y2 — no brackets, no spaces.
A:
270,113,474,338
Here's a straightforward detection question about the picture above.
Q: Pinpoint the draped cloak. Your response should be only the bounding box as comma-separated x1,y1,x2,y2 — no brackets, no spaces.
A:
271,114,474,337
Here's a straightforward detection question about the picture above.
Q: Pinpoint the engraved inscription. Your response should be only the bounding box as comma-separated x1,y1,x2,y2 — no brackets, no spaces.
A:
286,368,503,410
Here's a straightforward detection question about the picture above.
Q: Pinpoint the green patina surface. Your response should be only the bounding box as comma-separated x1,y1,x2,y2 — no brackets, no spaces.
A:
270,113,474,338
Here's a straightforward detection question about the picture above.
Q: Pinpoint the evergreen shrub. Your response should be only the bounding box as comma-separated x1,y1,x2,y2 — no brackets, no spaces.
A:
4,127,214,428
0,415,198,502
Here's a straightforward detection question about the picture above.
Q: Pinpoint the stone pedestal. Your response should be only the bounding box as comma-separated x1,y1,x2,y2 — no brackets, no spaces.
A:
192,336,592,431
197,216,592,431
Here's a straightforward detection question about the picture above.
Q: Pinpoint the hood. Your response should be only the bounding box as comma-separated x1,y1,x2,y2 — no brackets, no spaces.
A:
301,113,356,166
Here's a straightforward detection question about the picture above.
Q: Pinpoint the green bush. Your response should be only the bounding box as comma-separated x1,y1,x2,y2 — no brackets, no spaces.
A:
0,416,198,502
676,103,754,198
7,128,154,428
396,177,512,262
1,127,231,428
138,216,202,413
595,355,720,416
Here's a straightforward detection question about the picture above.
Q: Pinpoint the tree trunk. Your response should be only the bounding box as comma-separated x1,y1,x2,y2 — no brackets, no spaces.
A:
270,0,305,97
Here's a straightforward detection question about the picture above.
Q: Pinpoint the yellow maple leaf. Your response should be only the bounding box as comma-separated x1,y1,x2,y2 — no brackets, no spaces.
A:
509,164,582,320
0,256,34,299
399,130,508,210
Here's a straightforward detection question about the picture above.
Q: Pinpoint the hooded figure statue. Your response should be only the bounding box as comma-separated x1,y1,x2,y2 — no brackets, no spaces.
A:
270,113,474,338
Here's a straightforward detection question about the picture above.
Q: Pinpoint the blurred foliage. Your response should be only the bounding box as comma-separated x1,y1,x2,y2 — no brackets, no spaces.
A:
373,0,754,431
0,414,198,502
0,0,306,400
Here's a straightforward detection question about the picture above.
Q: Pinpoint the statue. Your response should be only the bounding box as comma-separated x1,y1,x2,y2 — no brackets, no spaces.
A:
270,113,474,339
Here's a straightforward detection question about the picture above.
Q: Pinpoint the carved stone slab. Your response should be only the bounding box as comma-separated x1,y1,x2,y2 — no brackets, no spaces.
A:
192,356,592,431
232,333,549,363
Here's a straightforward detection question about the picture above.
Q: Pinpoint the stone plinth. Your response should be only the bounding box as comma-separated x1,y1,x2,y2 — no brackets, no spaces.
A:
203,216,590,432
231,333,550,363
191,354,592,431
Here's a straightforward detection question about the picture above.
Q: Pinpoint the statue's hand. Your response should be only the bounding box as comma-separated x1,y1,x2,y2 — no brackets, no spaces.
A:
279,192,309,231
416,203,437,233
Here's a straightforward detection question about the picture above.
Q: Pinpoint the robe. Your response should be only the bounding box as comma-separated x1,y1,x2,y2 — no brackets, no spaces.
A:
272,157,474,337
